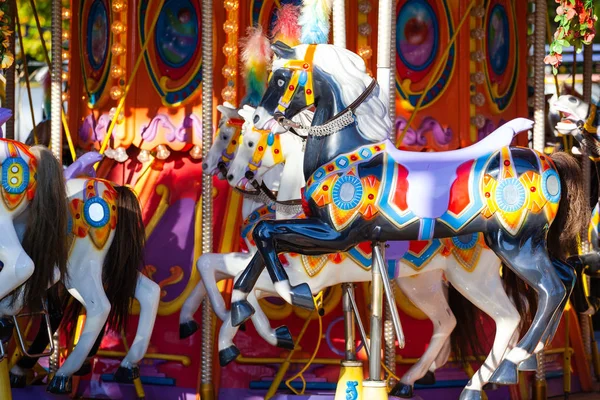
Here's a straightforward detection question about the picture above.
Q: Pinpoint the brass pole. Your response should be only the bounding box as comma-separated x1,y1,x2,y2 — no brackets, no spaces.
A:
200,0,214,399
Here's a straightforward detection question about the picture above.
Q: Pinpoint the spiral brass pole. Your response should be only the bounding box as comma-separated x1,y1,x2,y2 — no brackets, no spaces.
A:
4,0,15,139
200,0,214,399
385,0,398,382
50,0,62,160
532,1,547,396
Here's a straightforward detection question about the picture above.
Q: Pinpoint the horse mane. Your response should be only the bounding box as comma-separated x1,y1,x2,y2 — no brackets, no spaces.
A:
274,44,391,142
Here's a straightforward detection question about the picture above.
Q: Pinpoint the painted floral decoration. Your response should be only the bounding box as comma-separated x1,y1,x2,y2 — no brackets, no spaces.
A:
545,0,596,74
0,0,13,69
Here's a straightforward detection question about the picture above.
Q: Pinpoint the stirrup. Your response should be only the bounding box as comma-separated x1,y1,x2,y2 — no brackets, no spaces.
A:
12,299,55,358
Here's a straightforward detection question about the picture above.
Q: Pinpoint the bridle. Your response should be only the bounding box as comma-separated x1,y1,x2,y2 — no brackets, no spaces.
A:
272,44,378,137
238,127,303,213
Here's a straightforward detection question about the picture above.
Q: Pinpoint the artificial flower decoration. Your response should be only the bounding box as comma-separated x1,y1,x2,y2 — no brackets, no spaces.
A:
0,0,13,69
545,0,596,74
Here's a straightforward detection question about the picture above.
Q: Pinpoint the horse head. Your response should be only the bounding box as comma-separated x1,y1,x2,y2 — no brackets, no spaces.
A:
203,102,243,179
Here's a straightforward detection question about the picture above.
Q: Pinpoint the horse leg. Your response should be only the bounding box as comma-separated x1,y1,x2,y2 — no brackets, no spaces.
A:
518,257,576,371
231,219,354,326
446,251,520,400
0,219,34,301
485,230,566,385
48,257,110,394
219,274,293,366
178,279,207,339
115,273,160,383
390,269,455,399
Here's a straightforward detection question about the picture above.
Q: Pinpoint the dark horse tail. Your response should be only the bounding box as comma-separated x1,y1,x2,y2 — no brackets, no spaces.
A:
547,152,589,259
17,146,68,309
449,267,536,366
450,152,587,365
103,185,146,331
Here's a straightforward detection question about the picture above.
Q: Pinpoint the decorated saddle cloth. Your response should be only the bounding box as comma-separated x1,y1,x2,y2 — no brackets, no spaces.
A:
69,179,118,250
0,139,37,211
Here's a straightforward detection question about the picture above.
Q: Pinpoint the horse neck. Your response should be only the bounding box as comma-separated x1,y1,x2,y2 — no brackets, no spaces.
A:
303,75,380,179
241,197,263,220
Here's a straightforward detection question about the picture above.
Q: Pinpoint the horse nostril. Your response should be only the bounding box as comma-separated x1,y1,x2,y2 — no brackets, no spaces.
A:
253,115,259,124
245,171,254,180
227,174,234,181
202,162,208,170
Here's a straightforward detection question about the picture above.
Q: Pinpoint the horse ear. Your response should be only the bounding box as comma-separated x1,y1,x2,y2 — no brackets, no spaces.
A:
217,103,240,119
271,40,295,59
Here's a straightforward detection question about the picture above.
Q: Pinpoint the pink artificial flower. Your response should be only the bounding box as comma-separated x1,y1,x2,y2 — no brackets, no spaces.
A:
566,7,577,20
557,5,564,15
544,53,563,66
554,27,564,39
584,32,595,42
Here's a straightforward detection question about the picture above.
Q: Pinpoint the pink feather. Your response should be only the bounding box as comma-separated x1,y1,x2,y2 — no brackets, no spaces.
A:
272,4,301,46
240,26,273,105
241,26,273,74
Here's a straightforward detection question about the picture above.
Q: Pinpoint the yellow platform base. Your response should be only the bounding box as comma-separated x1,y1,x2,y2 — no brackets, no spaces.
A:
335,361,363,400
0,357,12,400
362,380,387,399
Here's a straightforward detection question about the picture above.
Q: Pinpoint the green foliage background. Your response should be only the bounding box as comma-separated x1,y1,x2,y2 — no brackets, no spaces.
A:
16,0,52,62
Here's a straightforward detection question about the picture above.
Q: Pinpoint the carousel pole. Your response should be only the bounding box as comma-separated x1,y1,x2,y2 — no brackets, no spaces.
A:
581,33,595,382
200,0,214,399
4,0,15,139
50,0,62,160
331,3,365,397
532,0,547,398
384,0,397,384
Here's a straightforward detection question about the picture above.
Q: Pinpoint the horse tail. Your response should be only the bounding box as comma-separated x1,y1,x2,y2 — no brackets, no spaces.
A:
448,284,487,367
548,152,589,260
103,185,145,331
18,146,68,308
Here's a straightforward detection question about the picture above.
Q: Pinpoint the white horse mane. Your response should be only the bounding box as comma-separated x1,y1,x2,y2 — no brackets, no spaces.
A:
272,44,392,142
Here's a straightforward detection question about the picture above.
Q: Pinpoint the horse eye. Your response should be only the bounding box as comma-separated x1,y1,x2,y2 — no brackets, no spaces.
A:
277,79,285,87
222,135,228,140
248,141,254,147
569,96,577,103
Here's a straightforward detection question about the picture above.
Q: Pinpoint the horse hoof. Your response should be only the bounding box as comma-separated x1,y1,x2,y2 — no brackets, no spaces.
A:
9,372,26,388
47,375,72,394
114,365,140,384
231,300,255,327
219,345,240,367
517,354,538,371
415,370,436,385
290,283,315,310
179,320,199,339
389,382,413,398
459,388,482,400
482,383,499,391
74,360,92,376
488,360,519,385
275,326,295,350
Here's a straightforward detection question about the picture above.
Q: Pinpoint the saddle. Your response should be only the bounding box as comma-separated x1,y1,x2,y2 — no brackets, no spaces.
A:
386,118,533,219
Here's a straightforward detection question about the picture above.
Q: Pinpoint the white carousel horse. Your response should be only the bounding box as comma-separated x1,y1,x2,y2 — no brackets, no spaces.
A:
180,103,294,351
215,107,529,399
0,142,159,394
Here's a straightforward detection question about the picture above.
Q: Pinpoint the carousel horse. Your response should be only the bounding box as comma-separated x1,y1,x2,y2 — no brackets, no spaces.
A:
550,94,600,311
217,105,535,399
179,105,295,351
0,139,159,394
230,42,588,388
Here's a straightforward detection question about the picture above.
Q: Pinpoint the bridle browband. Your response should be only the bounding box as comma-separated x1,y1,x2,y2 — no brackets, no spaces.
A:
273,44,377,137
